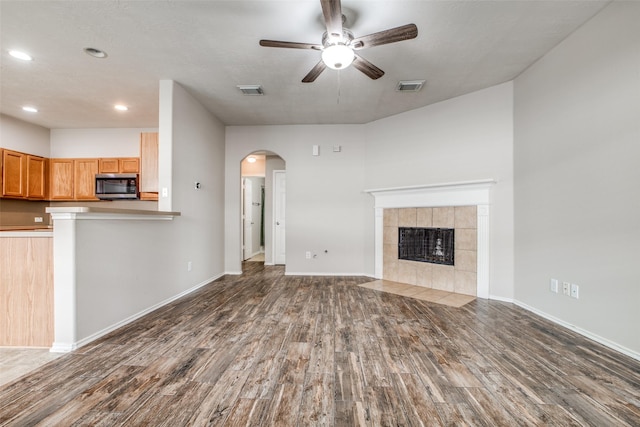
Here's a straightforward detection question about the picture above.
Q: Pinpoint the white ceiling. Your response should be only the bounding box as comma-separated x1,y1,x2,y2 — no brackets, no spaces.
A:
0,0,610,129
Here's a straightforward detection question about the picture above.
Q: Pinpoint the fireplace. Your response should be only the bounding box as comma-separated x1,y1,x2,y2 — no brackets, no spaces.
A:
365,180,494,299
398,227,455,265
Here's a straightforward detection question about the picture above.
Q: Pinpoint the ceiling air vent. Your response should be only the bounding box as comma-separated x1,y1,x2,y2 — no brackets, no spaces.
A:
237,85,264,96
396,80,425,92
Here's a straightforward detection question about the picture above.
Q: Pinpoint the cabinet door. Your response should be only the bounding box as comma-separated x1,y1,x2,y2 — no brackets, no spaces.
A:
2,149,27,198
49,159,74,200
140,132,159,198
99,158,119,173
74,159,99,200
27,155,47,199
120,157,140,173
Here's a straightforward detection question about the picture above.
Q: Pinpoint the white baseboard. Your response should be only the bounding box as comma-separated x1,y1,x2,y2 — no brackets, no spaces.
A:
225,271,243,275
284,271,368,277
51,274,223,353
488,294,514,303
513,299,640,362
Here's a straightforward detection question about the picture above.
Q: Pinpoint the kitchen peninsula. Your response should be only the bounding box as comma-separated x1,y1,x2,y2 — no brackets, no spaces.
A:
46,206,180,352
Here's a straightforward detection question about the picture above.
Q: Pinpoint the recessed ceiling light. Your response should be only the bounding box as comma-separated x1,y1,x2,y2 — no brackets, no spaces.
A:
22,106,38,113
396,80,426,92
114,105,128,111
247,156,257,163
84,47,107,58
9,50,33,61
237,85,264,96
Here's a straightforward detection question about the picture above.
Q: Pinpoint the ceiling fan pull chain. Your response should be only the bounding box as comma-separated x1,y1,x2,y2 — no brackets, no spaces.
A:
337,70,341,104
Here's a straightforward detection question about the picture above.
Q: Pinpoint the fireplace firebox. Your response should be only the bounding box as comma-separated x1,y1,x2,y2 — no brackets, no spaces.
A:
398,227,455,265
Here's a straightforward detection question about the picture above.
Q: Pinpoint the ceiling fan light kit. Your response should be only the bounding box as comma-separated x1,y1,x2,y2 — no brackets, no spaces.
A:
321,44,354,70
259,0,417,82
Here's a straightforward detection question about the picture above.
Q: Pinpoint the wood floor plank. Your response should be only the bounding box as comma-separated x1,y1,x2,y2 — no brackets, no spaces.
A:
0,263,638,426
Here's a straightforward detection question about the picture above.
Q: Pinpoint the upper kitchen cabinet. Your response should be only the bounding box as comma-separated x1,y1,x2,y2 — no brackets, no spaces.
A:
49,159,74,200
26,155,47,199
49,158,99,200
74,159,99,200
99,157,140,174
139,132,159,201
2,149,27,198
1,149,47,200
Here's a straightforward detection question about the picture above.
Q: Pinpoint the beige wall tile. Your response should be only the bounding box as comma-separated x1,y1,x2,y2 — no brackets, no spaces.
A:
433,207,454,228
383,226,398,246
384,243,397,263
382,257,398,282
455,270,477,296
397,260,418,285
398,208,417,227
384,208,398,227
415,262,433,288
455,228,477,251
431,264,455,292
455,250,477,272
455,206,477,229
416,208,433,228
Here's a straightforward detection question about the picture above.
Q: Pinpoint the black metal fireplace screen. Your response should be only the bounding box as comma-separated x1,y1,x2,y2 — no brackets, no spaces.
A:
398,227,455,265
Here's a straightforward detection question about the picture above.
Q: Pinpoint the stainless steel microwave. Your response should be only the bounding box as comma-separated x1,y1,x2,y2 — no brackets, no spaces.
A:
95,174,138,199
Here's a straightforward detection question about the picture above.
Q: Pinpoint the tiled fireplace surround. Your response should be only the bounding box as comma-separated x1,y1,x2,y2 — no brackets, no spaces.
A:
366,180,493,299
383,206,478,296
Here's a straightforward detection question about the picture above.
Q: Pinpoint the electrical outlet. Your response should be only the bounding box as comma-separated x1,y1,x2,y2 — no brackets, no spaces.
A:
550,278,559,293
34,217,43,223
187,261,192,272
570,283,579,299
305,251,311,259
562,282,570,296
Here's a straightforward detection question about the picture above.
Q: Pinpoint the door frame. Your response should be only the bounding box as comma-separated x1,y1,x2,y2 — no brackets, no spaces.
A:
272,169,286,265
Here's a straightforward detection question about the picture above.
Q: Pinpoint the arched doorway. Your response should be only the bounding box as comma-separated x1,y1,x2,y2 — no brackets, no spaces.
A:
241,152,286,268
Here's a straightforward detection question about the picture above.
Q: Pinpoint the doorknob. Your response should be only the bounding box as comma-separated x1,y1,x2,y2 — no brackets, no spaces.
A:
276,221,280,225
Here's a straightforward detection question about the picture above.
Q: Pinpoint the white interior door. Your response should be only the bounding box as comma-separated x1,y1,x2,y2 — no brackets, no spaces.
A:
243,178,253,260
273,170,286,265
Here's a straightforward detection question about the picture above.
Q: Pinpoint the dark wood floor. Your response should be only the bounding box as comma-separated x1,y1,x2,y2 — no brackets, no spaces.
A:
1,262,639,426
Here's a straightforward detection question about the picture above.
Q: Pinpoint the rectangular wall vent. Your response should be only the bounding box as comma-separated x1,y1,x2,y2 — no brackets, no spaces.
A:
396,80,425,92
237,85,264,95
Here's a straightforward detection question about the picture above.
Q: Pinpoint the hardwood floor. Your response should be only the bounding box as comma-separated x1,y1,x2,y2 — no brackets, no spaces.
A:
1,262,638,426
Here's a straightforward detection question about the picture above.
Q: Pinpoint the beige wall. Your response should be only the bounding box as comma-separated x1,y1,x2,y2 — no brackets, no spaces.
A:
0,199,50,227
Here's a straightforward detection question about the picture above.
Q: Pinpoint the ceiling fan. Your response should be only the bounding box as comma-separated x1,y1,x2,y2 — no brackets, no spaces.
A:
259,0,418,83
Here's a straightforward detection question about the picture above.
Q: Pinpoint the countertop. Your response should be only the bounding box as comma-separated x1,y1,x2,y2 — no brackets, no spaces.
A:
46,206,180,216
0,227,53,237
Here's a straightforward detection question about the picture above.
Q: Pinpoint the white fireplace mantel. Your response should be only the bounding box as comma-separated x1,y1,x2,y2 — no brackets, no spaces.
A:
365,179,495,299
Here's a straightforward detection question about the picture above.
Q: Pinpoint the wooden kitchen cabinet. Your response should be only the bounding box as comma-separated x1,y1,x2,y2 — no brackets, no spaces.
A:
2,149,27,198
49,159,75,200
27,155,47,199
74,159,99,200
139,132,159,201
120,157,139,173
99,157,139,174
49,158,99,200
98,158,119,173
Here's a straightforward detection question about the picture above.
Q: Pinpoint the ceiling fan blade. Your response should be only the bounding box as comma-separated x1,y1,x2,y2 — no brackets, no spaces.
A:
351,23,418,50
302,60,327,83
260,40,323,50
352,55,384,80
321,0,343,38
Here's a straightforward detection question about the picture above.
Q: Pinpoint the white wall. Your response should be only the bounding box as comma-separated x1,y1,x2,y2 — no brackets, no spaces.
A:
514,1,640,356
364,83,515,299
50,127,157,158
0,114,50,157
225,125,367,275
71,80,226,343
